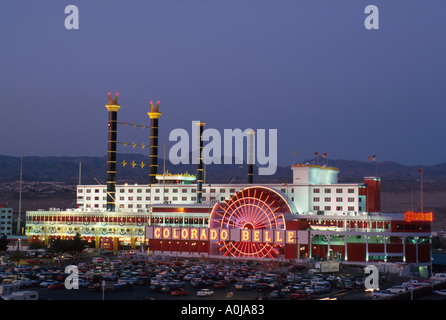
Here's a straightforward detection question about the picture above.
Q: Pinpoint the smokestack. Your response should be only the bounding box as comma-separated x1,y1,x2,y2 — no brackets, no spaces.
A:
147,101,161,185
196,122,205,203
248,130,255,184
105,92,121,212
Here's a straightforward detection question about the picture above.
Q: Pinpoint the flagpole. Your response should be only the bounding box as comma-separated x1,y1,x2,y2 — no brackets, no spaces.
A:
420,169,423,213
375,159,378,177
16,147,23,235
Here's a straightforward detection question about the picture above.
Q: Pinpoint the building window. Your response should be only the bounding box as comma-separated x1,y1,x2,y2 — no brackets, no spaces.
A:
336,188,343,193
324,206,331,211
348,198,354,202
336,197,343,202
313,189,320,193
348,189,355,193
336,206,343,211
324,189,331,193
313,197,320,202
313,206,319,210
325,197,331,202
348,206,355,211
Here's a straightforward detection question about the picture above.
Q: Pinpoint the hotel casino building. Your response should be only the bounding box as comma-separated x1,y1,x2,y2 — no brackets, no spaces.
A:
25,94,433,265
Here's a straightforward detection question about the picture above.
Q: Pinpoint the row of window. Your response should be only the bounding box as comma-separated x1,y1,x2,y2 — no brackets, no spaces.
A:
79,196,224,202
82,202,212,209
313,188,355,194
313,197,359,203
313,206,359,211
79,186,358,195
80,188,236,194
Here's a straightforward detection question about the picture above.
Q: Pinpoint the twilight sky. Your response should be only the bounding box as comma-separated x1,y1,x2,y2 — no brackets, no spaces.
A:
1,0,445,166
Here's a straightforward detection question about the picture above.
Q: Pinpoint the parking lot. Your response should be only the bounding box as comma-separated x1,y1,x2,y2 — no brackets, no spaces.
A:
1,249,444,301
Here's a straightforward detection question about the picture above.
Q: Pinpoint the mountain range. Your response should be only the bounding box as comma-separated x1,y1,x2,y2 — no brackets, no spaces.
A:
1,154,445,192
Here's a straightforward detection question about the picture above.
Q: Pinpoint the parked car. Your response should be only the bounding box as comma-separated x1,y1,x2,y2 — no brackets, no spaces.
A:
171,288,189,296
39,280,59,288
372,289,393,299
213,281,227,289
343,280,354,289
197,289,214,297
235,282,250,291
48,283,64,290
387,285,408,294
434,289,446,296
290,290,309,300
78,280,90,288
269,290,285,299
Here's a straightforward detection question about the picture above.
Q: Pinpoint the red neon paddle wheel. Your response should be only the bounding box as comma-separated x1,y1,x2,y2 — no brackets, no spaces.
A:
209,186,292,259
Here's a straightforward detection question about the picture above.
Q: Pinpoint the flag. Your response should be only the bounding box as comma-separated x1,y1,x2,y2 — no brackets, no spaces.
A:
368,155,377,162
417,169,423,173
314,152,319,156
322,152,327,158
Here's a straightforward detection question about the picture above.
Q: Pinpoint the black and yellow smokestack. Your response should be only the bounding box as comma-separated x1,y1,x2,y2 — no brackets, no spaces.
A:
147,101,161,185
106,92,120,212
196,122,205,203
248,130,255,184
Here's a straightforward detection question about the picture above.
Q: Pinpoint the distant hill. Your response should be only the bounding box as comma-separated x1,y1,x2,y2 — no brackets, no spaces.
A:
1,154,445,192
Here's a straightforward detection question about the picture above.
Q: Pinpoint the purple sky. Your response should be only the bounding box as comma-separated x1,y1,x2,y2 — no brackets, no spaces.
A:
1,0,445,166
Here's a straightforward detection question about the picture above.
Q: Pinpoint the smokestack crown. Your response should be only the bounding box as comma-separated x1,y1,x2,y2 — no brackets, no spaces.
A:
106,92,121,112
148,101,161,118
